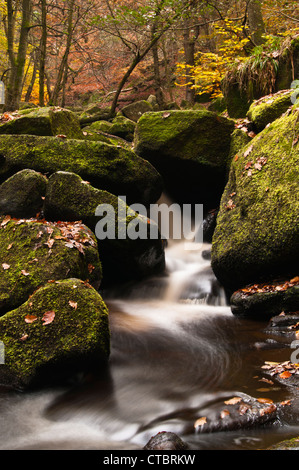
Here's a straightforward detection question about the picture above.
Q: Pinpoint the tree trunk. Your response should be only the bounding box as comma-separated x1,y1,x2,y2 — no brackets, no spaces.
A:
247,0,266,46
152,29,164,109
49,0,74,105
5,0,32,111
39,0,47,106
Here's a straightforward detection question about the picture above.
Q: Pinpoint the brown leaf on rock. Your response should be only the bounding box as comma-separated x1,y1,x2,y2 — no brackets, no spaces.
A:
21,270,30,276
25,314,37,323
1,215,11,226
69,300,78,310
42,310,55,325
224,397,242,405
2,263,10,270
279,371,292,379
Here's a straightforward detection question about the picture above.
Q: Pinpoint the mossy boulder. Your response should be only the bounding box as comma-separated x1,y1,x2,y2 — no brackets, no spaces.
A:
0,169,47,219
0,278,110,389
246,90,293,132
44,171,165,282
0,217,102,315
0,107,83,139
79,105,112,126
134,109,235,207
121,100,153,122
86,115,136,141
0,135,163,206
211,107,299,292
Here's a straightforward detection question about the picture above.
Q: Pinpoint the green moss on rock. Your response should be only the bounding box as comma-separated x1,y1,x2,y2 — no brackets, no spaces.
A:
211,107,299,292
0,278,110,389
134,109,235,206
246,90,293,132
0,107,83,139
44,171,165,282
0,169,47,218
0,217,102,314
0,135,163,206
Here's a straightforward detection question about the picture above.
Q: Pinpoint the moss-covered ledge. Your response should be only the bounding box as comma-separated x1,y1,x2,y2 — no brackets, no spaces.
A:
0,135,163,206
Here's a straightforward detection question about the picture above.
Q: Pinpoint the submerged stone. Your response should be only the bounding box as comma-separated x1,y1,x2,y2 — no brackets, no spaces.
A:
0,217,102,315
0,106,83,139
44,171,165,282
211,107,299,292
0,169,47,219
134,109,235,207
0,135,163,206
0,278,110,389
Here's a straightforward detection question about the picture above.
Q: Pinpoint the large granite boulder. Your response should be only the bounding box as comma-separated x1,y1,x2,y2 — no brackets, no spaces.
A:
0,106,83,139
134,109,235,208
0,216,102,315
211,106,299,292
0,278,110,389
0,169,47,219
44,171,165,282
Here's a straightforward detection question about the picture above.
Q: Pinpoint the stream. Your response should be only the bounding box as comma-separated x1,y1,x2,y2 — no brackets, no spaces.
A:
0,217,299,451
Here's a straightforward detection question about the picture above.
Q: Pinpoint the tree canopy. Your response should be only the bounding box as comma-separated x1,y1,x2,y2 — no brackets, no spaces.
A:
0,0,298,111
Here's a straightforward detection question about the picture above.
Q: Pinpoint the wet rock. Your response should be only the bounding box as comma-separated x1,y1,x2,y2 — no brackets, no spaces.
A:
0,169,47,219
0,216,102,315
143,432,189,450
0,134,163,206
0,278,110,390
230,283,299,320
191,394,287,434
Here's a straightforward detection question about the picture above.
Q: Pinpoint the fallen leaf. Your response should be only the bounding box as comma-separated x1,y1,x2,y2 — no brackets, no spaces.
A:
2,263,10,270
224,397,242,405
20,334,29,341
244,145,253,158
7,243,13,250
21,270,30,276
69,300,78,310
290,276,299,283
279,371,292,379
1,215,11,226
259,403,277,416
220,409,230,419
194,417,207,428
257,397,274,404
25,314,38,323
42,310,55,325
234,154,239,162
56,134,67,139
162,112,171,119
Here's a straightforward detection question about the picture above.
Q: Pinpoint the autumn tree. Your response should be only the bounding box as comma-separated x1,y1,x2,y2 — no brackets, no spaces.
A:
3,0,33,110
